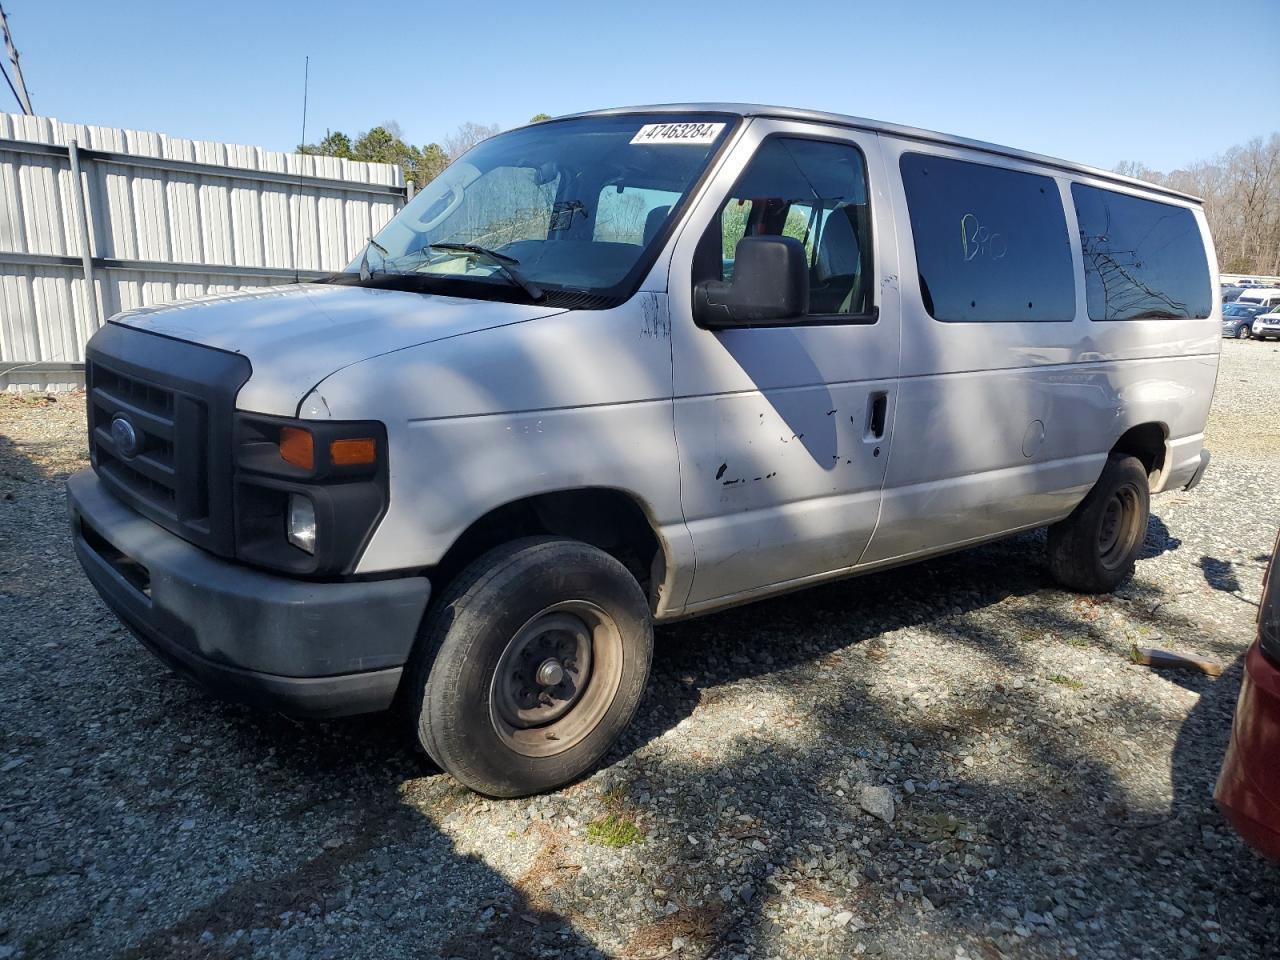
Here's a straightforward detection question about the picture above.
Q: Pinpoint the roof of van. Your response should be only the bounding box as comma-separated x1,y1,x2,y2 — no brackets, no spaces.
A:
566,103,1201,205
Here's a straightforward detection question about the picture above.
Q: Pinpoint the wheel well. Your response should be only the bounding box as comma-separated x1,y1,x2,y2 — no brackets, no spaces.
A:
1111,423,1167,482
430,489,665,605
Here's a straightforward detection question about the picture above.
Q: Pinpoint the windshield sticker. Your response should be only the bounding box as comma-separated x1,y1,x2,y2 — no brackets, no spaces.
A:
630,122,726,146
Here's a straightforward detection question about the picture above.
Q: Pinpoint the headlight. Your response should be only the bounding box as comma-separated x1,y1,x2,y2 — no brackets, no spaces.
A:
287,494,317,554
233,414,388,576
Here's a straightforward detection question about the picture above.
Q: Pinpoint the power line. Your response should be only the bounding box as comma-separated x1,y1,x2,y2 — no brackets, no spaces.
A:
0,57,20,112
0,3,33,114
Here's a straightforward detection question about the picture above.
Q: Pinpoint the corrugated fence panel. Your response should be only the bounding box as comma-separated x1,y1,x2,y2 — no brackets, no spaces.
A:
0,112,405,390
105,271,283,320
0,265,85,367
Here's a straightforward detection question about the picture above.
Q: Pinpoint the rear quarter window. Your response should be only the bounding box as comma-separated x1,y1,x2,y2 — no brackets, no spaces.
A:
900,153,1075,323
1071,184,1212,321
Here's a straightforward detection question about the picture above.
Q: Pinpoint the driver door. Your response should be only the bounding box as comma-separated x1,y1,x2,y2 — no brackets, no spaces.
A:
666,120,902,612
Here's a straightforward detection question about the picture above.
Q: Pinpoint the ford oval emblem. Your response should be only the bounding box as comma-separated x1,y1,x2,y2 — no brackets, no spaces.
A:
110,414,142,459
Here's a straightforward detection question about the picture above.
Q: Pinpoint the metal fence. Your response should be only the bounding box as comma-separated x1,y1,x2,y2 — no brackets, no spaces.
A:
0,112,407,390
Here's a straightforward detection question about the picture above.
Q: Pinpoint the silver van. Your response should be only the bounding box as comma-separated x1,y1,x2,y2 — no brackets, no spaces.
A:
68,104,1220,796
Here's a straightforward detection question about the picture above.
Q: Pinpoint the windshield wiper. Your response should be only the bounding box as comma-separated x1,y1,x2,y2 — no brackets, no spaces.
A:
429,243,544,301
359,237,391,281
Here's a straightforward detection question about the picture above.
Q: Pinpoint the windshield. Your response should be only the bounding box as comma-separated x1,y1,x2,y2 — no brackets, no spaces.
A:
343,113,735,306
1224,303,1260,317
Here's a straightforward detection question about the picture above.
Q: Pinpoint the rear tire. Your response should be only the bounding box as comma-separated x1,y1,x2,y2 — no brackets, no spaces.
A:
1047,454,1150,593
405,537,653,797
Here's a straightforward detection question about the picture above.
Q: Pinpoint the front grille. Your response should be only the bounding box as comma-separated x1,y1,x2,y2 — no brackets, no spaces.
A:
88,361,205,524
85,323,251,557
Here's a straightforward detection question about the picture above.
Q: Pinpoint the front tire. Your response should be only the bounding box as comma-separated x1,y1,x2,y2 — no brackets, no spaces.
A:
406,537,653,797
1047,453,1150,593
1237,325,1251,340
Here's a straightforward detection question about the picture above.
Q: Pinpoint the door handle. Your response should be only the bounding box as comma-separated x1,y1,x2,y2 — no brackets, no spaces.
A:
865,391,888,441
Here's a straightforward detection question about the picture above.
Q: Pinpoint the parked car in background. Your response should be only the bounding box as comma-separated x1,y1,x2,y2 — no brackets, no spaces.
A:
67,103,1221,797
1222,285,1244,304
1217,531,1280,860
1222,302,1267,338
1252,310,1280,340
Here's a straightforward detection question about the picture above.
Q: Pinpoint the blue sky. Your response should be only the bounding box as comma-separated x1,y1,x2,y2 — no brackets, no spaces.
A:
6,0,1276,172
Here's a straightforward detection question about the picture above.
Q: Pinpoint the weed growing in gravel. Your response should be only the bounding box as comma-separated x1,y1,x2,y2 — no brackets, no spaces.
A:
1048,673,1084,690
918,813,972,841
601,785,627,810
587,814,644,848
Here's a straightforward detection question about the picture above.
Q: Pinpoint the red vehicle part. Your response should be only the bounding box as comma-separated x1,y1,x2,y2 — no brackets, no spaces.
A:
1215,531,1280,859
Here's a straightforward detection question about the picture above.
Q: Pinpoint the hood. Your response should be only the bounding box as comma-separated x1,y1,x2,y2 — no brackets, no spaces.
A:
110,283,568,416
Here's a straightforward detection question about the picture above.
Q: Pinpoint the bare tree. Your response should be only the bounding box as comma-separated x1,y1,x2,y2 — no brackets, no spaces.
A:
1116,133,1280,274
443,121,502,161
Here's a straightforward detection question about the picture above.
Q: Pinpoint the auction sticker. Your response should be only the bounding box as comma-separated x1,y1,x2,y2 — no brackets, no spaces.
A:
630,122,726,145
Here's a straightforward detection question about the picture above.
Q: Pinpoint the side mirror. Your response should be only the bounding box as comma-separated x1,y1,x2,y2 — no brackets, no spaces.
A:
694,235,809,328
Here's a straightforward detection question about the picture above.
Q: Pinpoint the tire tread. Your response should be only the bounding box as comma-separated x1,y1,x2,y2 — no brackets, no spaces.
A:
404,537,652,797
1047,453,1150,594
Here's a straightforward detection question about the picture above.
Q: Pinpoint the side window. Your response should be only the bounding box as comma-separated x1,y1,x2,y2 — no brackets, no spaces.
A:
1071,184,1211,321
594,185,682,245
712,137,874,318
900,153,1075,322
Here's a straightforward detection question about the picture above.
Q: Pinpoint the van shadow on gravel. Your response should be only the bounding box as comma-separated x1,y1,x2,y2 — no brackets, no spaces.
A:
107,525,1067,958
1140,514,1181,559
598,514,1279,958
88,690,616,959
0,418,605,960
89,509,1280,957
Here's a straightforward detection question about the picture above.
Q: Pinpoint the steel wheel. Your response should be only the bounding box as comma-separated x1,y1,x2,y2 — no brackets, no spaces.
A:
407,537,653,796
1097,482,1143,571
489,600,624,758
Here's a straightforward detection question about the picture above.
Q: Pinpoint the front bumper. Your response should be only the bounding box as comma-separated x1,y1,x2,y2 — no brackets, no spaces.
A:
67,469,430,718
1216,642,1280,860
1183,448,1211,492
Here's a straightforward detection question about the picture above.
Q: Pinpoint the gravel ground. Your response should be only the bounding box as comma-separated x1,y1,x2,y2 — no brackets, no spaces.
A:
2,339,1279,960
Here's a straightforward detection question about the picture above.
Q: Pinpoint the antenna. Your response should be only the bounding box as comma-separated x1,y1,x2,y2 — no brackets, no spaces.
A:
292,55,309,283
300,55,309,155
0,3,34,115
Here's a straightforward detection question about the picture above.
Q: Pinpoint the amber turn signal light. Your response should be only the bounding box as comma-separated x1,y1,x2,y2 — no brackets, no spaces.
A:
279,426,315,470
329,437,377,466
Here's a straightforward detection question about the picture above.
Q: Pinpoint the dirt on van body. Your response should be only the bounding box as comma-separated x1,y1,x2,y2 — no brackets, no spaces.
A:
2,339,1279,960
